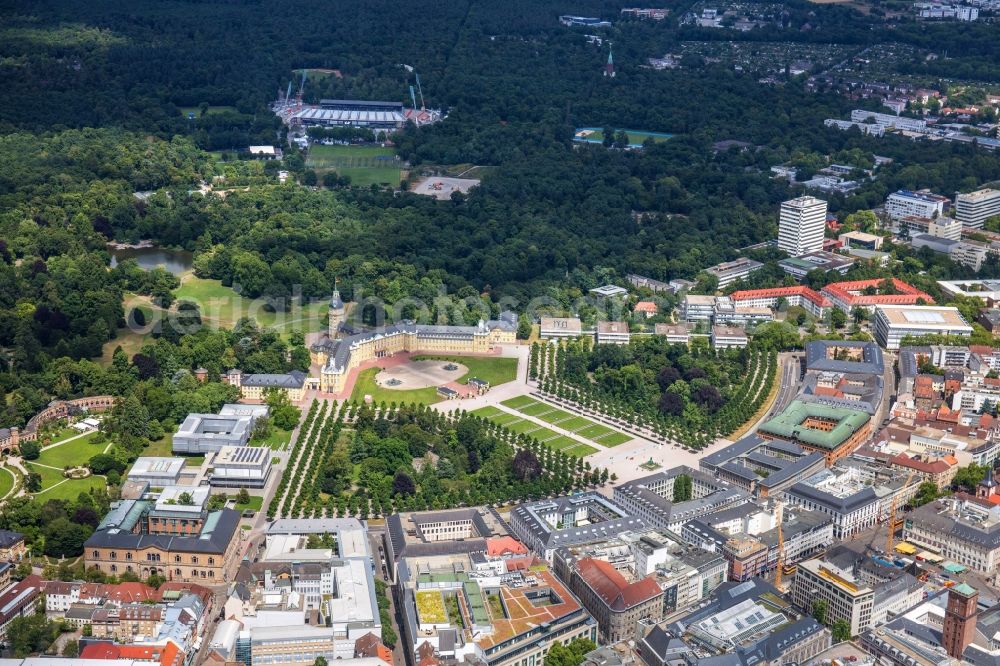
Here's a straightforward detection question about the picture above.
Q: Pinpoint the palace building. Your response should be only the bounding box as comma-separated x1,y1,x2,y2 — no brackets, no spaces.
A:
310,292,516,394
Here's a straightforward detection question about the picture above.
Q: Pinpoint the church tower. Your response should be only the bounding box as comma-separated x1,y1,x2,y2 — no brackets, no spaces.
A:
328,284,346,338
943,584,978,659
977,466,997,501
604,48,615,77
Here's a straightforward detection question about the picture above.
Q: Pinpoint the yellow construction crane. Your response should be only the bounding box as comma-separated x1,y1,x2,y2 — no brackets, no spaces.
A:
886,469,918,554
774,500,786,591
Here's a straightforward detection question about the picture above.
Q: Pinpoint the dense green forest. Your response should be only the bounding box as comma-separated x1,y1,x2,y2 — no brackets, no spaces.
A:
2,0,1000,432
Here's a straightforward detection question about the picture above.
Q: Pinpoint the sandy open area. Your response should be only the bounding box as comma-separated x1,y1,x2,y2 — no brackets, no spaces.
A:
375,360,468,389
411,177,481,200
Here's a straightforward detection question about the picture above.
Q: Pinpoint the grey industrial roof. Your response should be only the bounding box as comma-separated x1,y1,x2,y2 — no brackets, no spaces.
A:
965,645,1000,666
241,370,306,389
512,494,646,549
786,473,880,515
804,340,885,374
641,625,689,661
386,509,495,561
699,503,760,526
701,436,823,491
319,99,404,109
757,509,832,548
86,509,240,554
718,462,759,482
681,519,728,549
747,618,826,664
899,346,933,379
700,435,766,467
0,530,24,549
668,579,783,634
907,501,1000,549
873,572,924,606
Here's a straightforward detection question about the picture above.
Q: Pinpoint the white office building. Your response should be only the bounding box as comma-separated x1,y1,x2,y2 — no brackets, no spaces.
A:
873,305,973,350
885,190,949,221
209,446,273,488
778,196,827,257
595,321,631,345
955,189,1000,229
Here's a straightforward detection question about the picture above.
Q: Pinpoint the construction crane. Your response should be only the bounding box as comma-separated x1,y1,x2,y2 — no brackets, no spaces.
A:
886,469,918,554
415,72,426,110
774,500,786,591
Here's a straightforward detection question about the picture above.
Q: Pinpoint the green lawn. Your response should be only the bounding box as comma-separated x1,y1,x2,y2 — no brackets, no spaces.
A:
520,402,554,418
306,144,401,187
101,327,154,365
338,167,402,187
37,432,107,468
566,444,599,457
470,408,596,457
546,436,583,451
0,467,16,499
41,426,79,444
174,276,327,333
306,144,396,166
350,368,442,406
411,355,518,386
594,432,633,446
26,462,107,501
233,495,264,511
251,427,293,450
142,431,175,457
472,405,504,418
499,396,629,447
501,395,537,409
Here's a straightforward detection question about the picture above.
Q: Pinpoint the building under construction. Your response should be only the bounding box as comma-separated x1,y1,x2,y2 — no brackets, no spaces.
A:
273,73,443,132
285,99,442,131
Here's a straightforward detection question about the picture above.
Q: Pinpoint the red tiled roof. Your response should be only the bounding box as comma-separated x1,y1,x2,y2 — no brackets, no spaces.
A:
889,454,952,474
575,558,662,611
81,640,182,666
107,582,157,604
821,278,933,307
814,386,844,398
486,536,528,557
156,582,213,606
730,286,832,308
81,644,122,660
634,301,658,313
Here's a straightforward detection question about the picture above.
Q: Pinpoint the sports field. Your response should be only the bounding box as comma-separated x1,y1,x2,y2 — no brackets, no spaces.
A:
472,406,597,457
573,127,673,148
500,396,632,446
306,144,402,186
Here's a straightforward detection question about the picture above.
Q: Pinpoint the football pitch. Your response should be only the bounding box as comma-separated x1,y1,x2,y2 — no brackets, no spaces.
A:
573,127,673,148
305,144,402,186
